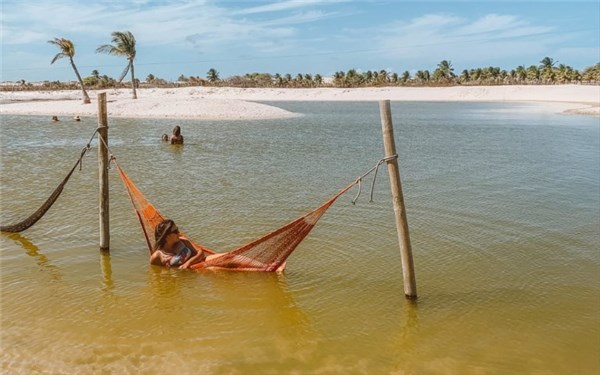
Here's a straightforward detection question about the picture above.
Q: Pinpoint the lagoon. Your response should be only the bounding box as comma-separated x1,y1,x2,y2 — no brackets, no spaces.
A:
1,101,599,374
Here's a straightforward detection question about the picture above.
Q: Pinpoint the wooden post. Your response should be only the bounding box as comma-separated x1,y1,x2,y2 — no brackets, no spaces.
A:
379,100,417,299
98,93,109,252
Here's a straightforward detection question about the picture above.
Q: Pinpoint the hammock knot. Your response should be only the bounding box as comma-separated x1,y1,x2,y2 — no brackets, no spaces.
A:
108,155,116,169
351,154,399,205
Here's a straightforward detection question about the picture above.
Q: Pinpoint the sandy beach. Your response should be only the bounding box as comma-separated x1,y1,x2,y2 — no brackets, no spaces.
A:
1,85,598,120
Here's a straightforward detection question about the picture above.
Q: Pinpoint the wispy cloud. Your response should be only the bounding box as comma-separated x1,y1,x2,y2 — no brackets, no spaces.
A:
365,13,557,69
1,0,595,81
1,0,343,51
233,0,348,15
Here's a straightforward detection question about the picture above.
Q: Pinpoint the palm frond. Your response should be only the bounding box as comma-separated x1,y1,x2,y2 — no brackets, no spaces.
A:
117,63,130,83
96,44,121,56
50,53,66,65
48,37,75,58
111,31,136,58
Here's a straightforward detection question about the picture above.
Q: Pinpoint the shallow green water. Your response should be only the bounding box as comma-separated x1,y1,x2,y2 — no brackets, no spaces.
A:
1,101,599,374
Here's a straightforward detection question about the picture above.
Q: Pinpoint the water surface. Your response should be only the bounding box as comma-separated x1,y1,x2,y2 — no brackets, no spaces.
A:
1,101,599,374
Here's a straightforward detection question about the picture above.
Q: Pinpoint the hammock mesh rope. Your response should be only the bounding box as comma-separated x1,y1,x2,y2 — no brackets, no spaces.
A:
114,160,355,272
0,143,94,233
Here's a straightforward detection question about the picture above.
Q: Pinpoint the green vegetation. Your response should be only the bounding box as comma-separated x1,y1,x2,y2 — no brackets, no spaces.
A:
7,54,600,92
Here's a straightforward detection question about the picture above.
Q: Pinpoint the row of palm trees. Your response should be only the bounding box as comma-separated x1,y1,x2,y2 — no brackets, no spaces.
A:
49,31,137,104
46,31,599,103
163,59,599,89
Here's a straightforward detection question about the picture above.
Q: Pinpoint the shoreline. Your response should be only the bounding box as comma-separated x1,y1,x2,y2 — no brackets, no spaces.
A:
1,85,598,119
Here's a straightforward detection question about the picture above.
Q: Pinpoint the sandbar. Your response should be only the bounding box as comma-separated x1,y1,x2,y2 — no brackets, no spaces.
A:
1,85,598,119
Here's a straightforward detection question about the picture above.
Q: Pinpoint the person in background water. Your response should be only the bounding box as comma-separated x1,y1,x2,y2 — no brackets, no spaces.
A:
161,133,169,142
51,116,60,122
74,116,81,122
150,219,205,269
170,125,184,145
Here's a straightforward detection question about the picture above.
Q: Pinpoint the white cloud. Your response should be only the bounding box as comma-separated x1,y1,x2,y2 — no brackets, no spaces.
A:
234,0,347,15
367,13,559,69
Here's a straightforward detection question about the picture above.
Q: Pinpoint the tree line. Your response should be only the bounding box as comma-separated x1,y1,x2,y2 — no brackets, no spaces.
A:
5,31,600,103
182,59,599,88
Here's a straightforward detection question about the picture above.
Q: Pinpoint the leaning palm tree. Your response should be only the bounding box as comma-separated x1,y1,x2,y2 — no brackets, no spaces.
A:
96,31,137,99
48,38,91,104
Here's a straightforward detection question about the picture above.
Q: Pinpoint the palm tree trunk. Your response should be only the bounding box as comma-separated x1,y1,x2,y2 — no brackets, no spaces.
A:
130,59,137,99
69,57,91,104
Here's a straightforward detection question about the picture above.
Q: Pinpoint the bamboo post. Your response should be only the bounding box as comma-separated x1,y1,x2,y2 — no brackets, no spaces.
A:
379,100,417,299
98,93,109,252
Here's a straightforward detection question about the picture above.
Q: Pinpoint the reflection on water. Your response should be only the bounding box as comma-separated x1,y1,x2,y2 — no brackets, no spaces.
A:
1,102,599,374
6,232,62,282
100,251,114,294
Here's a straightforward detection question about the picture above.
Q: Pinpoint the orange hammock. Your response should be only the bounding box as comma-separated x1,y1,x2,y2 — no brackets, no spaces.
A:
115,161,356,272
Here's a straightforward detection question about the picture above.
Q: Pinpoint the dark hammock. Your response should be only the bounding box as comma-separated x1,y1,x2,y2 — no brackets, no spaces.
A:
114,161,356,272
0,147,90,233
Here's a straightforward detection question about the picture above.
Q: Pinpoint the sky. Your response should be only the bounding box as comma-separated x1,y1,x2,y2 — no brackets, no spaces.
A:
1,0,599,82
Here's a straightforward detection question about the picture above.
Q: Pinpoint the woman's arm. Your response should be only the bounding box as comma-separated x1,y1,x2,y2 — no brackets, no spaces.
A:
150,250,171,267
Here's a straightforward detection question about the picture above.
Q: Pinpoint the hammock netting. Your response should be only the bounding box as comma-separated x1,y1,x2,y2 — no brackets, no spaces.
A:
1,128,391,273
0,147,90,233
115,162,355,272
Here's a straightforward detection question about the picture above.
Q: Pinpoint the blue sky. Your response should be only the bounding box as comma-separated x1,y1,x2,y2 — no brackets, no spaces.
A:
2,0,599,82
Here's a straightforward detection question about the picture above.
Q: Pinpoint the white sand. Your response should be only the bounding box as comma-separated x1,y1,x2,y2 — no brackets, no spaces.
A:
1,85,598,120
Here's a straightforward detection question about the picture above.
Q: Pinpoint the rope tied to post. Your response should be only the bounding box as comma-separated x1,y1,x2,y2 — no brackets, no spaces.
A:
351,154,398,205
96,126,116,169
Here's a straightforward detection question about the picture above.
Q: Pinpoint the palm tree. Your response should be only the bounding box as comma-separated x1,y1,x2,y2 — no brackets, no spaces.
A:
526,65,540,84
345,69,362,87
539,57,556,70
378,69,388,85
96,31,138,99
314,74,323,86
207,68,220,83
333,71,345,87
581,63,600,83
48,37,91,104
295,73,303,87
401,71,410,84
538,57,557,84
415,70,430,84
303,74,313,87
434,60,455,83
515,65,527,83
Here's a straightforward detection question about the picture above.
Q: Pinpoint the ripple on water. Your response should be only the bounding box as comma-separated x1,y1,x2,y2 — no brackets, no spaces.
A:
1,107,599,374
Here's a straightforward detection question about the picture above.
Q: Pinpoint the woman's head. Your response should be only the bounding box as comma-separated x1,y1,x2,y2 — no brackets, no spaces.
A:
172,126,181,137
154,219,179,250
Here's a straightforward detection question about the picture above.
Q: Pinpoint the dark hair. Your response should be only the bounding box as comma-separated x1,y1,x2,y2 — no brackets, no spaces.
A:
154,219,178,251
172,126,181,137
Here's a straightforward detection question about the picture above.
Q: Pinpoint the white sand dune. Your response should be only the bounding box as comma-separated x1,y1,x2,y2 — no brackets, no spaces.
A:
1,85,598,119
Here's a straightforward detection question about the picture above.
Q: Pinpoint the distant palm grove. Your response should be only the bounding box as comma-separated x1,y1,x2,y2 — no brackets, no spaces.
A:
10,59,600,91
7,41,600,92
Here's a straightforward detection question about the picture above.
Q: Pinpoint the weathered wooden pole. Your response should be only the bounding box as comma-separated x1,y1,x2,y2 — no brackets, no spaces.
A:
379,100,417,299
98,93,109,252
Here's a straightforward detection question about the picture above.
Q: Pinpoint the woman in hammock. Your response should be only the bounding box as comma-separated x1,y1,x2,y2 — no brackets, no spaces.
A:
150,219,205,269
